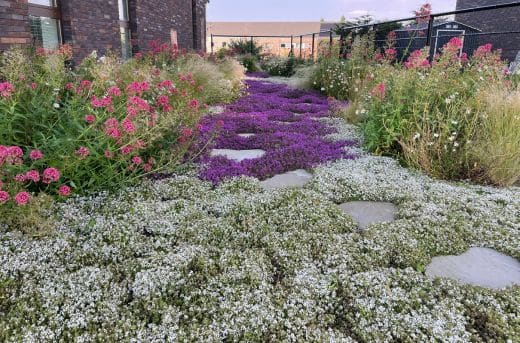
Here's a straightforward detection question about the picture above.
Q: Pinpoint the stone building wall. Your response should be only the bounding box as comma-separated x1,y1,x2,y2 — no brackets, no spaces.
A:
60,0,121,61
0,0,208,62
0,0,31,52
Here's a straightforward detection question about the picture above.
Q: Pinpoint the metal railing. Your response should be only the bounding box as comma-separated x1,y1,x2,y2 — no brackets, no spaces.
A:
209,1,520,62
210,30,338,60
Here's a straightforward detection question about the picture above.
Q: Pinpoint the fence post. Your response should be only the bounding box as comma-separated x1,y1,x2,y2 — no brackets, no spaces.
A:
211,34,214,54
290,35,294,56
425,15,435,60
329,31,333,55
311,33,315,60
299,35,303,59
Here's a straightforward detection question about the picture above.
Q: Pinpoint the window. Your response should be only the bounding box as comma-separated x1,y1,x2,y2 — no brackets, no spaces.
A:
29,16,61,50
28,0,61,50
118,0,129,21
28,0,56,6
118,0,132,59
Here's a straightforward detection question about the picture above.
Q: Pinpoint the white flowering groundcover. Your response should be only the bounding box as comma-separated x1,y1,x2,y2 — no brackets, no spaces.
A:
1,117,519,342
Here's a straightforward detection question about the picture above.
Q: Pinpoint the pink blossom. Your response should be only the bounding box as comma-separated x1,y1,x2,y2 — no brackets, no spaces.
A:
14,192,31,206
14,174,27,182
75,146,90,159
126,81,150,95
371,83,386,100
85,114,96,124
181,128,193,138
8,146,23,158
43,167,60,184
120,145,133,155
105,127,122,139
29,149,43,161
0,82,14,97
104,150,113,158
131,156,143,165
58,185,71,197
30,82,37,90
188,99,199,110
447,37,463,50
143,163,152,172
104,118,119,128
384,48,397,60
121,118,136,134
473,43,493,58
0,190,9,204
25,170,40,182
107,86,122,97
91,95,113,109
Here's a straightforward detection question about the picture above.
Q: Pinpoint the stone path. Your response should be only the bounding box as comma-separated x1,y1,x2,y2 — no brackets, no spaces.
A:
210,148,266,162
198,78,357,185
426,247,520,289
338,201,397,230
260,169,313,191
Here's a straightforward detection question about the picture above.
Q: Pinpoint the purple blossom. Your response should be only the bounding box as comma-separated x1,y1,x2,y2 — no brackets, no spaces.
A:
194,80,358,184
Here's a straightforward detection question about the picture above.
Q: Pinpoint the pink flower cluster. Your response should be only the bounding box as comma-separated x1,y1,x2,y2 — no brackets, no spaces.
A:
371,83,386,100
1,145,71,206
0,145,24,166
405,50,430,69
0,82,15,97
91,95,114,111
126,81,150,96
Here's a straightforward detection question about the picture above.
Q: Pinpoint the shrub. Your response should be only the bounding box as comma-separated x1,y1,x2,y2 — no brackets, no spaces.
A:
362,40,506,180
0,42,243,227
311,35,379,101
228,39,262,56
238,54,261,72
472,87,520,186
175,54,244,104
261,55,303,77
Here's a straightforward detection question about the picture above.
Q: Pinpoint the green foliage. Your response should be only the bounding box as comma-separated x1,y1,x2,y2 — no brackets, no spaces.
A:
0,44,244,228
228,39,263,56
239,54,261,72
261,55,305,77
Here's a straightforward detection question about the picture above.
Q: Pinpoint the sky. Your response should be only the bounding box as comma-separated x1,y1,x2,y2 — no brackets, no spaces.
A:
208,0,457,22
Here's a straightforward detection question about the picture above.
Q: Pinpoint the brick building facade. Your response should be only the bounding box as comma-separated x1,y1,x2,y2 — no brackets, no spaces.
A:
0,0,208,62
456,0,520,61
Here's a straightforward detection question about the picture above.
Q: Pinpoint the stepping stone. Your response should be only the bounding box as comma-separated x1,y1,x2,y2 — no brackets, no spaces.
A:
338,201,397,230
238,133,255,138
208,105,225,114
426,247,520,289
260,169,313,190
210,149,265,162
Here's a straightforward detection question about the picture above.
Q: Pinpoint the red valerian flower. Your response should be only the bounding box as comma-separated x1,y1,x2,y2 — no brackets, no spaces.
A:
107,86,122,97
0,190,9,204
25,170,40,182
371,83,386,100
43,167,61,184
121,118,136,134
75,146,90,159
131,156,143,165
58,185,71,197
188,99,199,110
85,114,96,124
14,192,31,206
0,82,15,97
